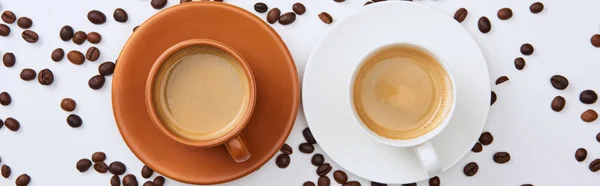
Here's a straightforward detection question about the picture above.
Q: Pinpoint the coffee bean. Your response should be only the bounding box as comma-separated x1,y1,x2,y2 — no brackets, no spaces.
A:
15,174,30,186
254,2,268,13
73,31,87,45
497,8,513,20
67,50,85,65
597,133,600,143
91,152,106,162
151,0,168,9
2,11,15,24
88,10,106,24
153,176,165,186
293,3,306,15
280,143,293,155
267,8,280,24
1,164,10,178
87,32,102,44
477,16,491,33
17,17,32,29
522,184,533,186
67,114,83,128
319,12,333,24
109,161,127,175
402,184,416,186
0,92,11,106
123,174,138,186
344,181,361,186
514,57,525,70
20,68,36,81
316,163,332,176
99,61,116,76
5,117,20,131
550,75,569,90
22,30,38,43
575,148,587,162
493,152,510,164
111,175,121,186
113,8,128,23
590,159,600,172
275,154,290,168
453,8,468,23
303,127,317,144
551,96,565,112
371,182,386,186
60,98,77,112
304,181,316,186
479,132,493,145
143,181,153,186
334,0,346,2
463,162,478,176
299,143,315,153
51,48,65,62
89,75,106,90
312,153,324,166
581,109,598,123
0,119,3,129
530,2,544,14
318,176,331,186
76,159,92,172
429,176,440,186
495,76,509,85
520,43,534,55
60,25,74,41
86,47,100,61
580,90,598,104
38,69,54,85
471,142,483,153
141,165,154,178
333,170,348,184
3,52,15,67
94,162,109,173
591,34,600,47
0,24,9,36
364,1,373,6
279,12,296,25
491,91,497,105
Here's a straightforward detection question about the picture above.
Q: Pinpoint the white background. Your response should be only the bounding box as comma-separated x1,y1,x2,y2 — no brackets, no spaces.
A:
0,0,599,185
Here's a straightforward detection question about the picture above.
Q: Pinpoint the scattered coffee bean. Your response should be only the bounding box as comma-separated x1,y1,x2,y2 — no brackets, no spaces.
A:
364,1,373,6
514,57,525,70
491,91,497,105
597,133,600,143
73,31,87,45
94,162,109,173
267,8,281,24
141,165,154,178
151,0,168,9
20,68,36,81
316,163,332,176
319,12,333,24
497,8,513,20
453,8,468,23
86,47,100,61
5,117,20,131
530,2,544,14
303,127,317,144
67,114,83,128
478,16,491,33
143,181,153,186
123,174,138,186
22,30,38,43
0,119,3,129
590,159,600,172
111,175,121,186
76,159,92,172
471,142,483,153
333,170,348,184
581,109,598,123
1,164,10,178
67,50,85,65
113,8,128,23
275,154,290,168
591,34,600,47
520,43,534,55
479,132,493,145
318,176,331,186
402,184,416,186
575,148,587,162
2,11,15,24
299,143,315,153
61,98,77,112
0,92,11,106
495,76,509,85
109,161,127,175
15,174,30,186
463,162,478,176
60,25,74,41
550,75,569,90
91,152,106,162
580,90,598,104
3,52,15,67
344,181,361,186
279,12,296,25
89,75,106,90
334,0,346,2
99,61,116,76
38,68,54,85
17,17,32,29
371,182,387,186
88,10,106,24
312,153,324,166
153,176,165,186
304,181,316,186
87,32,102,44
51,48,65,62
493,152,511,164
551,96,565,112
0,24,9,36
254,2,268,13
429,176,440,186
293,3,306,15
280,143,293,155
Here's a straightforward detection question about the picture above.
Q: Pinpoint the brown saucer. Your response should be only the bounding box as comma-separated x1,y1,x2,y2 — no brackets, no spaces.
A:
112,2,299,184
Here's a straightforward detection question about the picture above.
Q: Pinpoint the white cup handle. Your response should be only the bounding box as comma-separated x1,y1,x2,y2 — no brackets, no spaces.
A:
413,142,442,177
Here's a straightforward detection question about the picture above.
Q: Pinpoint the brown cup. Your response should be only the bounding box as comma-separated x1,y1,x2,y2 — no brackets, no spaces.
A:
145,39,256,163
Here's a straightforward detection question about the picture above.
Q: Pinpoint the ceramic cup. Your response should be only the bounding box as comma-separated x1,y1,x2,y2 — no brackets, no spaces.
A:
145,39,256,163
349,43,457,177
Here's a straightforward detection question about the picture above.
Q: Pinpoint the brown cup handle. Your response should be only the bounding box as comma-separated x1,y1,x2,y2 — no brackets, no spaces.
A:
225,134,251,162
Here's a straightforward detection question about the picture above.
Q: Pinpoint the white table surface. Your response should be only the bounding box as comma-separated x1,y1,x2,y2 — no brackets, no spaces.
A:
0,0,599,185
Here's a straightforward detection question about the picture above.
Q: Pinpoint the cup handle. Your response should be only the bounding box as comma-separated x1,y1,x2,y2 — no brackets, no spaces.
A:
413,142,442,177
225,134,251,163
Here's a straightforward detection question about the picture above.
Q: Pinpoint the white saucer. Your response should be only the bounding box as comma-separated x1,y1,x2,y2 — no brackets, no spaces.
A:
302,2,490,184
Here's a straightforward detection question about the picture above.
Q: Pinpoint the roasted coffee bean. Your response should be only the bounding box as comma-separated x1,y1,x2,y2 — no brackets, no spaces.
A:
299,143,315,153
111,175,121,186
76,159,92,172
280,143,293,155
22,30,38,43
576,148,587,162
60,25,74,41
312,153,324,166
333,170,348,184
275,154,290,168
429,176,440,186
73,31,87,45
580,90,598,104
123,174,138,186
5,117,20,131
597,133,600,143
67,50,85,65
67,114,83,128
550,75,568,90
91,152,106,162
0,24,9,36
318,176,331,186
51,48,65,62
530,2,544,14
0,119,3,129
514,57,525,70
491,91,497,105
453,8,468,22
551,96,565,112
497,8,513,20
344,181,361,186
141,165,154,178
86,47,100,61
267,8,280,24
478,16,491,33
89,75,106,90
293,3,306,15
463,162,478,176
590,159,600,172
109,161,127,175
2,11,15,23
88,10,106,24
94,162,109,173
279,12,296,25
61,98,76,112
471,142,483,153
3,52,15,67
17,17,32,29
153,176,165,186
15,174,30,186
520,43,534,55
319,12,333,24
479,132,493,145
334,0,346,2
582,109,598,123
522,184,533,186
493,152,511,164
316,163,332,176
402,184,416,186
20,68,36,81
143,181,153,186
591,34,600,47
113,8,128,23
38,69,54,85
151,0,168,9
303,127,317,144
254,2,268,13
1,164,10,178
0,92,11,106
495,76,509,85
99,61,115,76
87,32,102,44
364,1,373,6
304,181,316,186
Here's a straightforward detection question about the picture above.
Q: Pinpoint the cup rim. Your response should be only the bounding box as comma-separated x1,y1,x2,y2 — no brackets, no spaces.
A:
145,39,257,148
348,43,457,147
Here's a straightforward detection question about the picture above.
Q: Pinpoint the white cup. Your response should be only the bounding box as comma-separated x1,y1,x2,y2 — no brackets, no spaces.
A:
348,43,457,177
